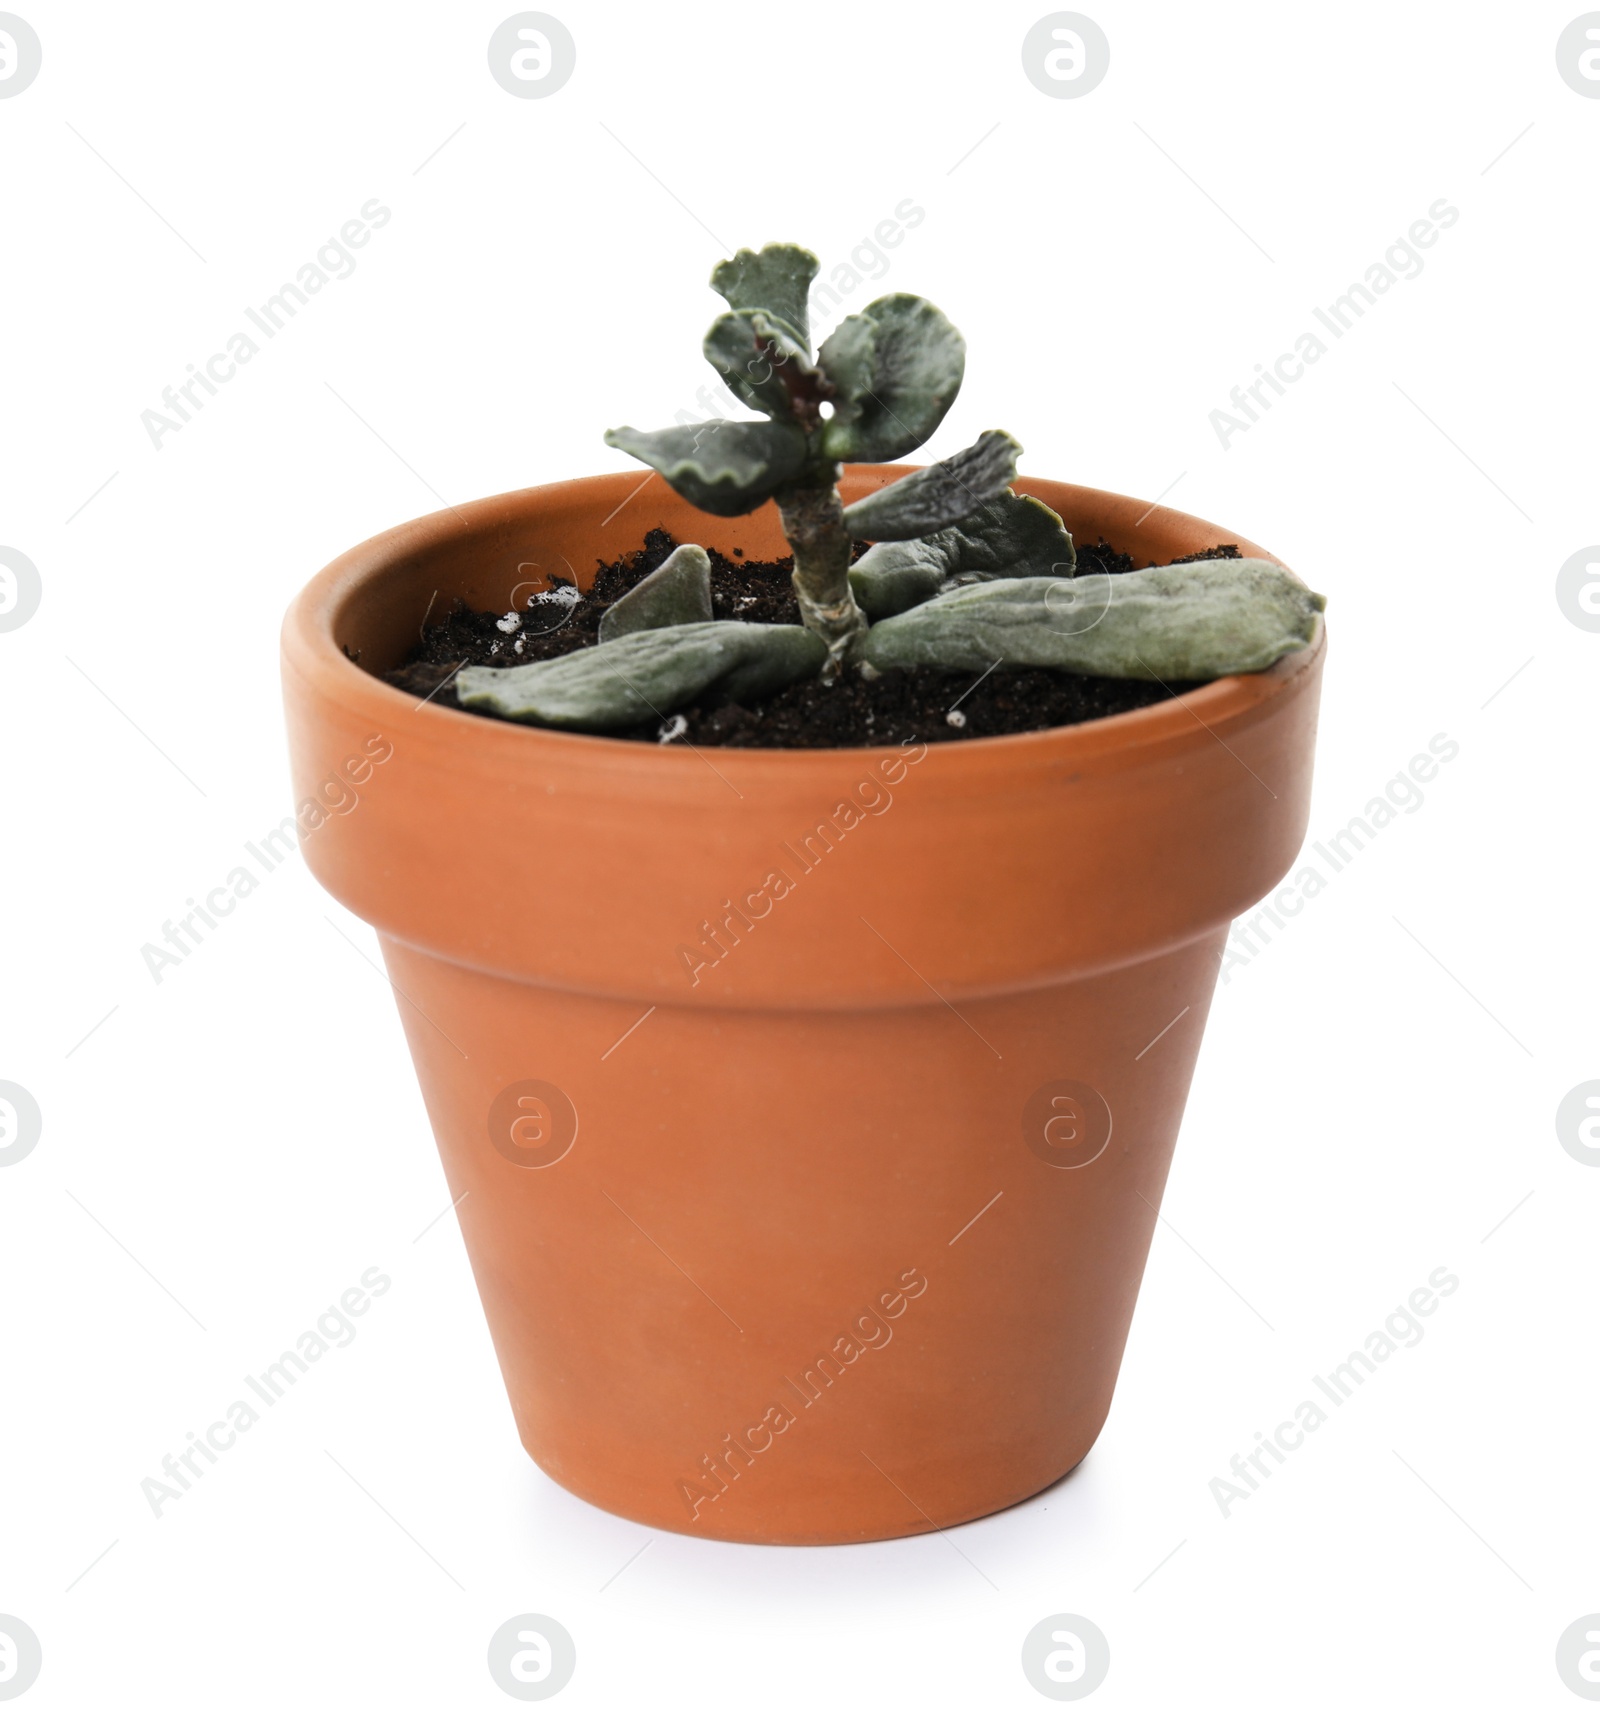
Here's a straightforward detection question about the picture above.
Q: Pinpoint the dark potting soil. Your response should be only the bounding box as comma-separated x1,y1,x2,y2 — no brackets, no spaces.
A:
381,529,1241,749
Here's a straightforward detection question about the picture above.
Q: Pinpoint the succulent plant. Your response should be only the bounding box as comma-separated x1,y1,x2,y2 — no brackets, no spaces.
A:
456,244,1324,732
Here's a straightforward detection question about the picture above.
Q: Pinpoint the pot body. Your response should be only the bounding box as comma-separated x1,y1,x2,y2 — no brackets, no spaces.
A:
281,469,1324,1544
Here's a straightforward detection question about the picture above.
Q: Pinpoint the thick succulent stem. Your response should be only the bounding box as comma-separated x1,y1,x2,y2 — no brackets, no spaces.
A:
775,480,867,673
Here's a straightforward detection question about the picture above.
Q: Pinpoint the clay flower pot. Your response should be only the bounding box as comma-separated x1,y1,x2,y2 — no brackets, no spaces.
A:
281,468,1324,1546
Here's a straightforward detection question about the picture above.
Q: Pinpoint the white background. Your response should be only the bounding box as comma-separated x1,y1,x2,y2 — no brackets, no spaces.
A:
2,1,1596,1708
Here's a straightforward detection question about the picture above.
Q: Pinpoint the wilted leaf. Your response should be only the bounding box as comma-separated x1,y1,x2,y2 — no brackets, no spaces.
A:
710,244,819,350
849,492,1075,619
598,544,713,643
860,559,1325,679
817,294,965,461
456,621,827,731
604,420,806,516
841,430,1022,541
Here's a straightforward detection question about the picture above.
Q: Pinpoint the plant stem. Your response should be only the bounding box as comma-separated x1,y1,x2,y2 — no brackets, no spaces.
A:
776,481,867,673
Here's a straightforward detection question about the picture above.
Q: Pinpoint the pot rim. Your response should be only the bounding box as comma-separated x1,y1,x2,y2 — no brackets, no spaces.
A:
283,469,1325,772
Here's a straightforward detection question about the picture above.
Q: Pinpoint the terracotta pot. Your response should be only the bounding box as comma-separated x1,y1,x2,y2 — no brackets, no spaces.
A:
281,468,1324,1545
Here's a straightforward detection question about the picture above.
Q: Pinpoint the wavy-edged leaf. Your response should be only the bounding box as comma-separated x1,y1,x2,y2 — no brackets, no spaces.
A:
456,622,827,732
704,310,821,423
818,294,965,461
598,544,713,643
860,559,1325,680
842,430,1022,541
710,244,819,350
604,421,806,517
849,492,1075,619
813,312,874,410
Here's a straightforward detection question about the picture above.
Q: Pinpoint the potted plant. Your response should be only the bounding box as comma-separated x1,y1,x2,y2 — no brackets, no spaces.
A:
281,244,1324,1545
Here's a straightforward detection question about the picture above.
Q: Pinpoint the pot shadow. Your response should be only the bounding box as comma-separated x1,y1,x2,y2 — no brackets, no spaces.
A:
515,1446,1115,1612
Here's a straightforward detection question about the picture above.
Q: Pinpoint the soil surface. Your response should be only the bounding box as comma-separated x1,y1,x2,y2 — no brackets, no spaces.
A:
382,529,1240,749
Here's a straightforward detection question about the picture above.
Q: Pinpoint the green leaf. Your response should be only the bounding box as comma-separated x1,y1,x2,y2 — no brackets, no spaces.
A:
710,244,819,351
860,559,1325,680
703,310,820,423
817,294,965,461
604,421,806,517
456,622,827,732
598,544,713,643
841,430,1022,541
849,492,1075,619
813,311,874,411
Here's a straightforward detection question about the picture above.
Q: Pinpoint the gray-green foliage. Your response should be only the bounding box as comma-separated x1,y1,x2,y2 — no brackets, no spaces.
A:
708,243,816,348
604,242,1000,667
602,421,805,517
704,310,815,421
453,242,1325,736
840,430,1020,540
598,544,712,642
816,295,965,461
860,560,1326,681
849,492,1076,619
457,621,825,731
